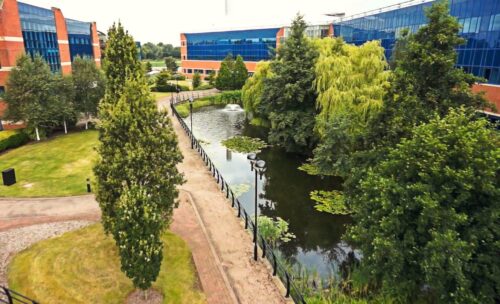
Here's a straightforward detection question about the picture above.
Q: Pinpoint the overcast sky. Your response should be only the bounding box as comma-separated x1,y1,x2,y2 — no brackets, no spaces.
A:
21,0,404,45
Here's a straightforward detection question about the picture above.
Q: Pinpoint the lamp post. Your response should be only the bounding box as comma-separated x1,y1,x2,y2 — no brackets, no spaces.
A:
247,153,266,261
189,96,194,149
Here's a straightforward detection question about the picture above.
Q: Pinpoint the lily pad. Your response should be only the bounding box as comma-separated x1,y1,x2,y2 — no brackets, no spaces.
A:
221,136,267,153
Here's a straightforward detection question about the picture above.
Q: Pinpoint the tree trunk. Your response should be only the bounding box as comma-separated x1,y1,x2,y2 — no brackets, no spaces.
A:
85,120,89,130
35,126,40,141
64,120,68,134
144,289,148,301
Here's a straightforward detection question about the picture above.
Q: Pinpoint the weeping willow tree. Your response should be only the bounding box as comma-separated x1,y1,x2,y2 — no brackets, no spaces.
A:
306,38,389,213
313,38,389,136
241,61,272,125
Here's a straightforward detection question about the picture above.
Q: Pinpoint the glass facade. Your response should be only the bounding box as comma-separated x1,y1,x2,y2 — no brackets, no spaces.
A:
18,2,61,72
66,19,93,61
185,28,280,62
334,0,500,84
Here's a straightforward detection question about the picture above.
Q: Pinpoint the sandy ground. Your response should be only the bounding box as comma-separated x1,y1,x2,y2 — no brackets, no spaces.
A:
160,97,287,304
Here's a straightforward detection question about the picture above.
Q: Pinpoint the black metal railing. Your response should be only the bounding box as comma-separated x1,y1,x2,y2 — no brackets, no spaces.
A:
171,100,307,304
0,286,38,304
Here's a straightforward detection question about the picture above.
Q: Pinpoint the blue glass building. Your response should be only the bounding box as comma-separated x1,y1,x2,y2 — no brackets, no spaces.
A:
333,0,500,84
185,28,280,62
18,2,61,72
66,18,93,62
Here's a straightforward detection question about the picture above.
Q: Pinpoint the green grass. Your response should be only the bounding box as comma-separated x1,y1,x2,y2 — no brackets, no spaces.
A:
152,92,173,100
175,98,217,118
0,130,98,197
8,224,206,304
146,60,166,68
168,79,192,89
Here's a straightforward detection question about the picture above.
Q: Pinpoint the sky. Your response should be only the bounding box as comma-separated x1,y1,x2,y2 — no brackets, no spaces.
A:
20,0,404,45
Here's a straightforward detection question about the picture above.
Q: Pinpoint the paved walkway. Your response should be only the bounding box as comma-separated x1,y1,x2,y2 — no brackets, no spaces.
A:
160,97,286,304
0,195,100,232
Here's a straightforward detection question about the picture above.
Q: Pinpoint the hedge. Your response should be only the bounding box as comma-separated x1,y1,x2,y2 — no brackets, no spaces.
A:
0,130,30,153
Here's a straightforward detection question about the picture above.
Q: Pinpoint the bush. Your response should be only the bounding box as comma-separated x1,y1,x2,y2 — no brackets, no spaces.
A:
193,83,213,91
155,83,190,92
0,130,30,152
173,74,186,81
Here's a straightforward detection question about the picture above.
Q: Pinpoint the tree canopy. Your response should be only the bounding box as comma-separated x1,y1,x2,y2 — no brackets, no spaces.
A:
260,14,318,154
215,54,248,90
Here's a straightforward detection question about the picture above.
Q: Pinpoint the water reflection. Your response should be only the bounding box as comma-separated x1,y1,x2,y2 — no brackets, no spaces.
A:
186,106,354,277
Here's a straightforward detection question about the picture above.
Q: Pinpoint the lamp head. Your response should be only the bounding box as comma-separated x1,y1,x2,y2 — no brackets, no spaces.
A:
247,153,257,161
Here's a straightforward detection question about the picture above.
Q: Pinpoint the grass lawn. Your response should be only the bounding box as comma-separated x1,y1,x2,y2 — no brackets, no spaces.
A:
0,130,98,197
168,79,192,89
8,224,206,304
153,92,173,100
146,60,166,68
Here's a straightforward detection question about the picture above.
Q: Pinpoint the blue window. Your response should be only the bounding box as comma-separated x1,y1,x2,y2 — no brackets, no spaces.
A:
334,0,500,84
66,19,93,61
18,2,61,72
185,28,280,62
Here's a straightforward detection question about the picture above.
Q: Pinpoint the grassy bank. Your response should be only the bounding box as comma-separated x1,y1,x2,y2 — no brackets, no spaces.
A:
175,91,242,118
0,130,98,197
8,224,206,304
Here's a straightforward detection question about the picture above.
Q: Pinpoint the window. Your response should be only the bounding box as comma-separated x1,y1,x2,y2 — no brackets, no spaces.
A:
187,69,192,74
489,14,500,31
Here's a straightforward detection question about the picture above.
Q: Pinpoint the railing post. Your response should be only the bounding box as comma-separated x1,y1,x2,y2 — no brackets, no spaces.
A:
221,178,225,191
272,252,277,276
244,212,248,229
285,272,291,298
2,286,13,304
237,201,241,218
231,191,235,207
261,237,266,258
226,184,229,198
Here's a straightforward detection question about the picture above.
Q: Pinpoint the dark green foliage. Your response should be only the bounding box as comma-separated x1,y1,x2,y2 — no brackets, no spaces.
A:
72,56,106,127
141,42,180,60
192,72,201,89
102,22,143,100
144,61,152,73
114,183,164,290
215,54,235,90
233,55,248,89
366,1,489,153
94,77,184,290
4,55,62,140
0,130,30,152
260,14,318,154
164,56,178,73
52,74,76,132
348,109,500,303
206,70,216,86
215,54,248,90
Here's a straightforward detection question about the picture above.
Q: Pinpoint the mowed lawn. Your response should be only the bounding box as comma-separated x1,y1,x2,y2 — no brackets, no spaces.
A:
0,130,98,197
8,224,206,304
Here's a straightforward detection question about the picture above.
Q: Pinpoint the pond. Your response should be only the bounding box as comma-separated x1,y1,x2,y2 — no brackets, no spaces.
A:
185,105,354,277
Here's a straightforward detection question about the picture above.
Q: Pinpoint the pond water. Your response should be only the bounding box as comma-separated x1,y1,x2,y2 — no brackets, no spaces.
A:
185,106,354,277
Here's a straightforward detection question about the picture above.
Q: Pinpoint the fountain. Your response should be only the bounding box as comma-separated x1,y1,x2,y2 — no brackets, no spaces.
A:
223,104,244,112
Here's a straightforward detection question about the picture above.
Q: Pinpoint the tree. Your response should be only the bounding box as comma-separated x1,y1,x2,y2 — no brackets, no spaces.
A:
365,1,489,153
164,56,178,73
96,22,146,235
307,38,389,177
102,22,142,100
144,61,152,73
260,14,318,153
4,55,55,140
192,72,201,89
215,54,235,90
206,70,216,86
233,55,248,89
52,75,76,134
115,183,164,293
348,109,499,303
242,61,272,118
95,77,183,295
72,56,105,129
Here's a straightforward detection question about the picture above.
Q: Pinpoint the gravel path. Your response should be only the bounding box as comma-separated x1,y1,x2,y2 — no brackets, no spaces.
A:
0,220,94,287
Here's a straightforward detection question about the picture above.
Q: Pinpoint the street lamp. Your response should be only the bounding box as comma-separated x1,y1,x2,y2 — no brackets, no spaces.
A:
189,96,194,149
247,153,266,261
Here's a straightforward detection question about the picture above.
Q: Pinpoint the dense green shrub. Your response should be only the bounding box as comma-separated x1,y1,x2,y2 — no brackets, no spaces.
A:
0,130,30,152
193,83,213,91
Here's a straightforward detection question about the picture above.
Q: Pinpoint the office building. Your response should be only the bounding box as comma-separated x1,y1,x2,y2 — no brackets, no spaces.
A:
0,0,101,92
